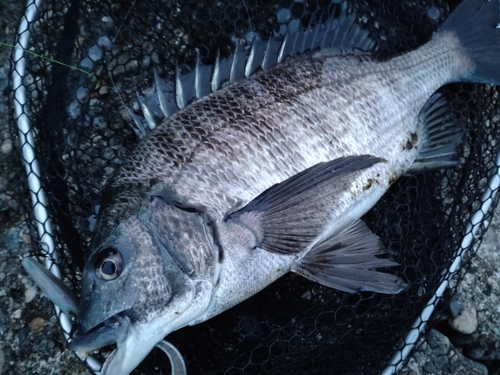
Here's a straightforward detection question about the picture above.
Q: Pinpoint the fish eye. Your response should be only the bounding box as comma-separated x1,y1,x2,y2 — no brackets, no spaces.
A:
94,247,123,281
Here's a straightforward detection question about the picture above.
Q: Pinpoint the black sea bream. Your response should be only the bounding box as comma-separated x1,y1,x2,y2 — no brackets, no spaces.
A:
67,0,500,373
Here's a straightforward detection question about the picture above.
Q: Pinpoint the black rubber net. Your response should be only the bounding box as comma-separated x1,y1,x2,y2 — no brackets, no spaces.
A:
8,0,500,374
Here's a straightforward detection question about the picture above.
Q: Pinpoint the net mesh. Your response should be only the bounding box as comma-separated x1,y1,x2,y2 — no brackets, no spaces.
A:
8,0,500,374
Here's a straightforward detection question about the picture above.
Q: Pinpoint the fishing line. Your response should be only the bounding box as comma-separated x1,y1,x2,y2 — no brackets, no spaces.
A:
0,41,100,89
106,0,138,129
242,0,254,33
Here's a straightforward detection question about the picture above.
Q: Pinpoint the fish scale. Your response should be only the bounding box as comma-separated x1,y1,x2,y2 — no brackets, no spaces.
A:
114,34,463,222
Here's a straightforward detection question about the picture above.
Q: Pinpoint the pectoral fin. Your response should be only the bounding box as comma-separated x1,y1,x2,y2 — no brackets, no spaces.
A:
292,219,406,294
225,155,384,254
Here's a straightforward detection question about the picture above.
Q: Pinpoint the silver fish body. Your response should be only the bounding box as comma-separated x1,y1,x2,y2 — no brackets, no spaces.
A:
100,33,465,319
70,0,500,373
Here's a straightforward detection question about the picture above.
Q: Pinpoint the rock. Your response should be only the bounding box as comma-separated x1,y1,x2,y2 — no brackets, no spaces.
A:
448,301,478,334
400,329,490,375
17,326,30,347
24,283,37,304
449,349,488,375
10,308,22,320
467,346,486,360
1,229,19,251
422,361,436,373
449,300,462,318
427,329,450,355
29,317,46,333
1,139,11,155
21,233,31,245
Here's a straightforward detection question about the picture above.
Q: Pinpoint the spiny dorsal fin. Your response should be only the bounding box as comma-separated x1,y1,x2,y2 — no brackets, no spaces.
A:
130,7,376,137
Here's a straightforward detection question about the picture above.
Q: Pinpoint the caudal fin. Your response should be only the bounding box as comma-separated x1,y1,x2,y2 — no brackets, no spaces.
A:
440,0,500,85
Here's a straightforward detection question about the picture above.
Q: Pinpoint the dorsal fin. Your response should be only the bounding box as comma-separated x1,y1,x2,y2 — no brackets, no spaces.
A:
129,7,376,138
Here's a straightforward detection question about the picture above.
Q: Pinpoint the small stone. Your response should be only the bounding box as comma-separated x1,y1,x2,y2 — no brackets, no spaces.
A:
47,339,55,350
76,86,89,101
1,229,19,251
80,57,93,70
423,361,436,373
470,361,489,375
98,35,113,50
288,18,300,33
37,338,48,351
24,285,37,303
125,60,138,72
21,233,31,244
11,308,22,319
449,300,462,318
88,45,103,62
1,139,12,154
427,6,441,21
427,329,450,355
435,354,451,373
448,301,478,334
276,8,291,23
467,346,486,360
8,200,17,211
29,317,46,333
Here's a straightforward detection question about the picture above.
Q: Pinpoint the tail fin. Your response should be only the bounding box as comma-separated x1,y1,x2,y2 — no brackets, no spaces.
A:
439,0,500,84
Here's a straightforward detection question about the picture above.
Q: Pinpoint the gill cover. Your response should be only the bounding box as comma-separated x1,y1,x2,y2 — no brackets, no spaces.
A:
76,188,219,333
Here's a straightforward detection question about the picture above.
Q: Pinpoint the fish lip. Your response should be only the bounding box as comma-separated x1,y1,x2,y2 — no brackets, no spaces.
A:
70,310,131,354
100,347,119,375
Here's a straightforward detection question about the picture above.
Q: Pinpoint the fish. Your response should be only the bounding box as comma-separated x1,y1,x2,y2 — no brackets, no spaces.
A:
21,256,188,374
65,0,500,373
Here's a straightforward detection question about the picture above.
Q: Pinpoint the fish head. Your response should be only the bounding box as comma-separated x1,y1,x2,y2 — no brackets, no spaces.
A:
71,190,219,374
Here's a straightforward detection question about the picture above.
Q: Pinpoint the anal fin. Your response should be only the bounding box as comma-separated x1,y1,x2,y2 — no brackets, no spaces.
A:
292,219,406,294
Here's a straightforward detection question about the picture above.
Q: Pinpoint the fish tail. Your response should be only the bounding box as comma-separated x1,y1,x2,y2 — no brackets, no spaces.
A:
439,0,500,85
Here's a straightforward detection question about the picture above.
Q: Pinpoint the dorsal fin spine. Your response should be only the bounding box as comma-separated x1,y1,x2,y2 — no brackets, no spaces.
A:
277,30,291,64
211,49,222,94
126,107,147,139
245,38,258,77
136,92,156,130
195,49,202,99
175,62,185,109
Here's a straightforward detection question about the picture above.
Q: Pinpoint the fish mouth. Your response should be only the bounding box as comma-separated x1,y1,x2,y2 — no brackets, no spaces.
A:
71,309,174,375
70,310,131,357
